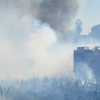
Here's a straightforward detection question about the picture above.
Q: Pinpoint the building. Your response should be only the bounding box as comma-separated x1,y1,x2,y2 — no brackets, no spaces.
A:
74,46,100,78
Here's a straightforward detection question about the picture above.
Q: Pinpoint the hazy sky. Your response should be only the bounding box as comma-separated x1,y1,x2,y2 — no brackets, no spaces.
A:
76,0,100,34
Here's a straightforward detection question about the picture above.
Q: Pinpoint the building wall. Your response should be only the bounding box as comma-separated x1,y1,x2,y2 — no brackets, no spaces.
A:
74,46,100,78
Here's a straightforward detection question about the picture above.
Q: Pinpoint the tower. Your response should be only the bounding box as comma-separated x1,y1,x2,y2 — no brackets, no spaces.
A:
75,19,82,36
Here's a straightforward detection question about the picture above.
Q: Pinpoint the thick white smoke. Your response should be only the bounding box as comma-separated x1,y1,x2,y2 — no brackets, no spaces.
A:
0,13,99,79
0,0,80,79
0,14,75,79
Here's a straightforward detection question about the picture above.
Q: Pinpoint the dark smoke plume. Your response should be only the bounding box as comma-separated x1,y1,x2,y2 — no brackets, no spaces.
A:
36,0,79,32
0,0,79,33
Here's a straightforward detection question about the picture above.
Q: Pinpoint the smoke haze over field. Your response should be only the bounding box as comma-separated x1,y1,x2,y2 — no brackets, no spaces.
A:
0,0,80,79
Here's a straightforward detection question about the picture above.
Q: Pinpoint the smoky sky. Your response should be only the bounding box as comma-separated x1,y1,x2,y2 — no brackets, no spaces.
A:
37,0,79,32
30,0,79,32
0,0,79,33
0,0,79,79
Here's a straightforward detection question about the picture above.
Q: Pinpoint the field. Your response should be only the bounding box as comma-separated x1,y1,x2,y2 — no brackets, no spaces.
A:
0,77,100,100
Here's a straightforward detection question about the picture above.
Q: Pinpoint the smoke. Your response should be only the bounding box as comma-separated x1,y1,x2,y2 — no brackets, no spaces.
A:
0,0,80,79
0,15,74,79
75,63,93,79
35,0,79,32
0,0,79,32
